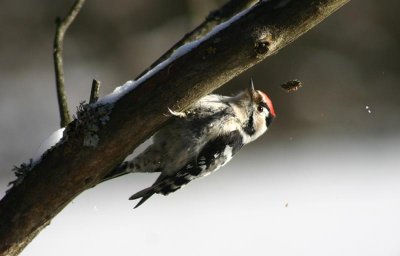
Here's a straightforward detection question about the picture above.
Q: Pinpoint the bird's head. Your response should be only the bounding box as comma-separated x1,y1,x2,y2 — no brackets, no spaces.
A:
228,79,276,142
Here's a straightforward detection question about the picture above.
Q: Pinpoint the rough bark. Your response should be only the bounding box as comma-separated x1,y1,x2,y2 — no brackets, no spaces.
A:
0,0,349,255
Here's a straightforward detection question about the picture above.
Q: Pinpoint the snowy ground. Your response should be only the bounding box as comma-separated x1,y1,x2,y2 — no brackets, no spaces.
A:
1,136,399,256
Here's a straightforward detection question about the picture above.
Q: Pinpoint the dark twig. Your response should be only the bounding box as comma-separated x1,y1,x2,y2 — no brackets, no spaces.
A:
53,0,86,127
89,79,101,104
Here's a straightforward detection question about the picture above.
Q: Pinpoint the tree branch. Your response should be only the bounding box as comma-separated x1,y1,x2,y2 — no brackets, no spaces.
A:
53,0,86,127
89,79,100,104
0,0,349,255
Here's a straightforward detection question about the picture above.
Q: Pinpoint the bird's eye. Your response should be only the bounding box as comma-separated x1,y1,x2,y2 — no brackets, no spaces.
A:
257,105,264,112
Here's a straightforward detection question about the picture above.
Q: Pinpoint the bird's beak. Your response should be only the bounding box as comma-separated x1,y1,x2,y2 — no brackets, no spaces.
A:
248,78,256,102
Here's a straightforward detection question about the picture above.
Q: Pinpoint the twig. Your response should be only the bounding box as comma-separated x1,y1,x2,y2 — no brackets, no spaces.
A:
53,0,86,127
0,1,349,255
89,79,101,104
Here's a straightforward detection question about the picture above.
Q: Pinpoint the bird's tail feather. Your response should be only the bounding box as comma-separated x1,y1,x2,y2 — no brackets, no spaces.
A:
129,174,166,209
129,187,156,209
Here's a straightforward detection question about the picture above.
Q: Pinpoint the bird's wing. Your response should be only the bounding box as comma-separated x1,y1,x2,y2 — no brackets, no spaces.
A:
129,130,244,208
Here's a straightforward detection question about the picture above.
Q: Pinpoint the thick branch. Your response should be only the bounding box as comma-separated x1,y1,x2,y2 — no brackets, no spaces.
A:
53,0,86,127
0,0,349,255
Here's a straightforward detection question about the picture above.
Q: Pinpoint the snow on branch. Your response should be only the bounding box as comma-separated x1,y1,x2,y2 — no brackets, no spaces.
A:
0,0,349,255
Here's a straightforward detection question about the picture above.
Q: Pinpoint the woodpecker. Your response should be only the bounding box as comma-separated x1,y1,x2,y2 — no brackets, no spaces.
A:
102,79,276,208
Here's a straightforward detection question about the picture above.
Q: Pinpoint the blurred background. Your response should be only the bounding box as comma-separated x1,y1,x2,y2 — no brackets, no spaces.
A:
1,0,400,255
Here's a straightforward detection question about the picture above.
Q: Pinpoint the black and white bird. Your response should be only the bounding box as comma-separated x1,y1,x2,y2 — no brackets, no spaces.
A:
102,79,276,208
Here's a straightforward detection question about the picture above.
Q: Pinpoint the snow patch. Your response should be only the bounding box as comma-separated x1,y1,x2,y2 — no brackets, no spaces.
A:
8,127,67,191
33,128,65,163
97,80,137,105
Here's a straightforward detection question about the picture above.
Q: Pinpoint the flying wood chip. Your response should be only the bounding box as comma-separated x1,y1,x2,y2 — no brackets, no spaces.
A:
281,80,302,92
